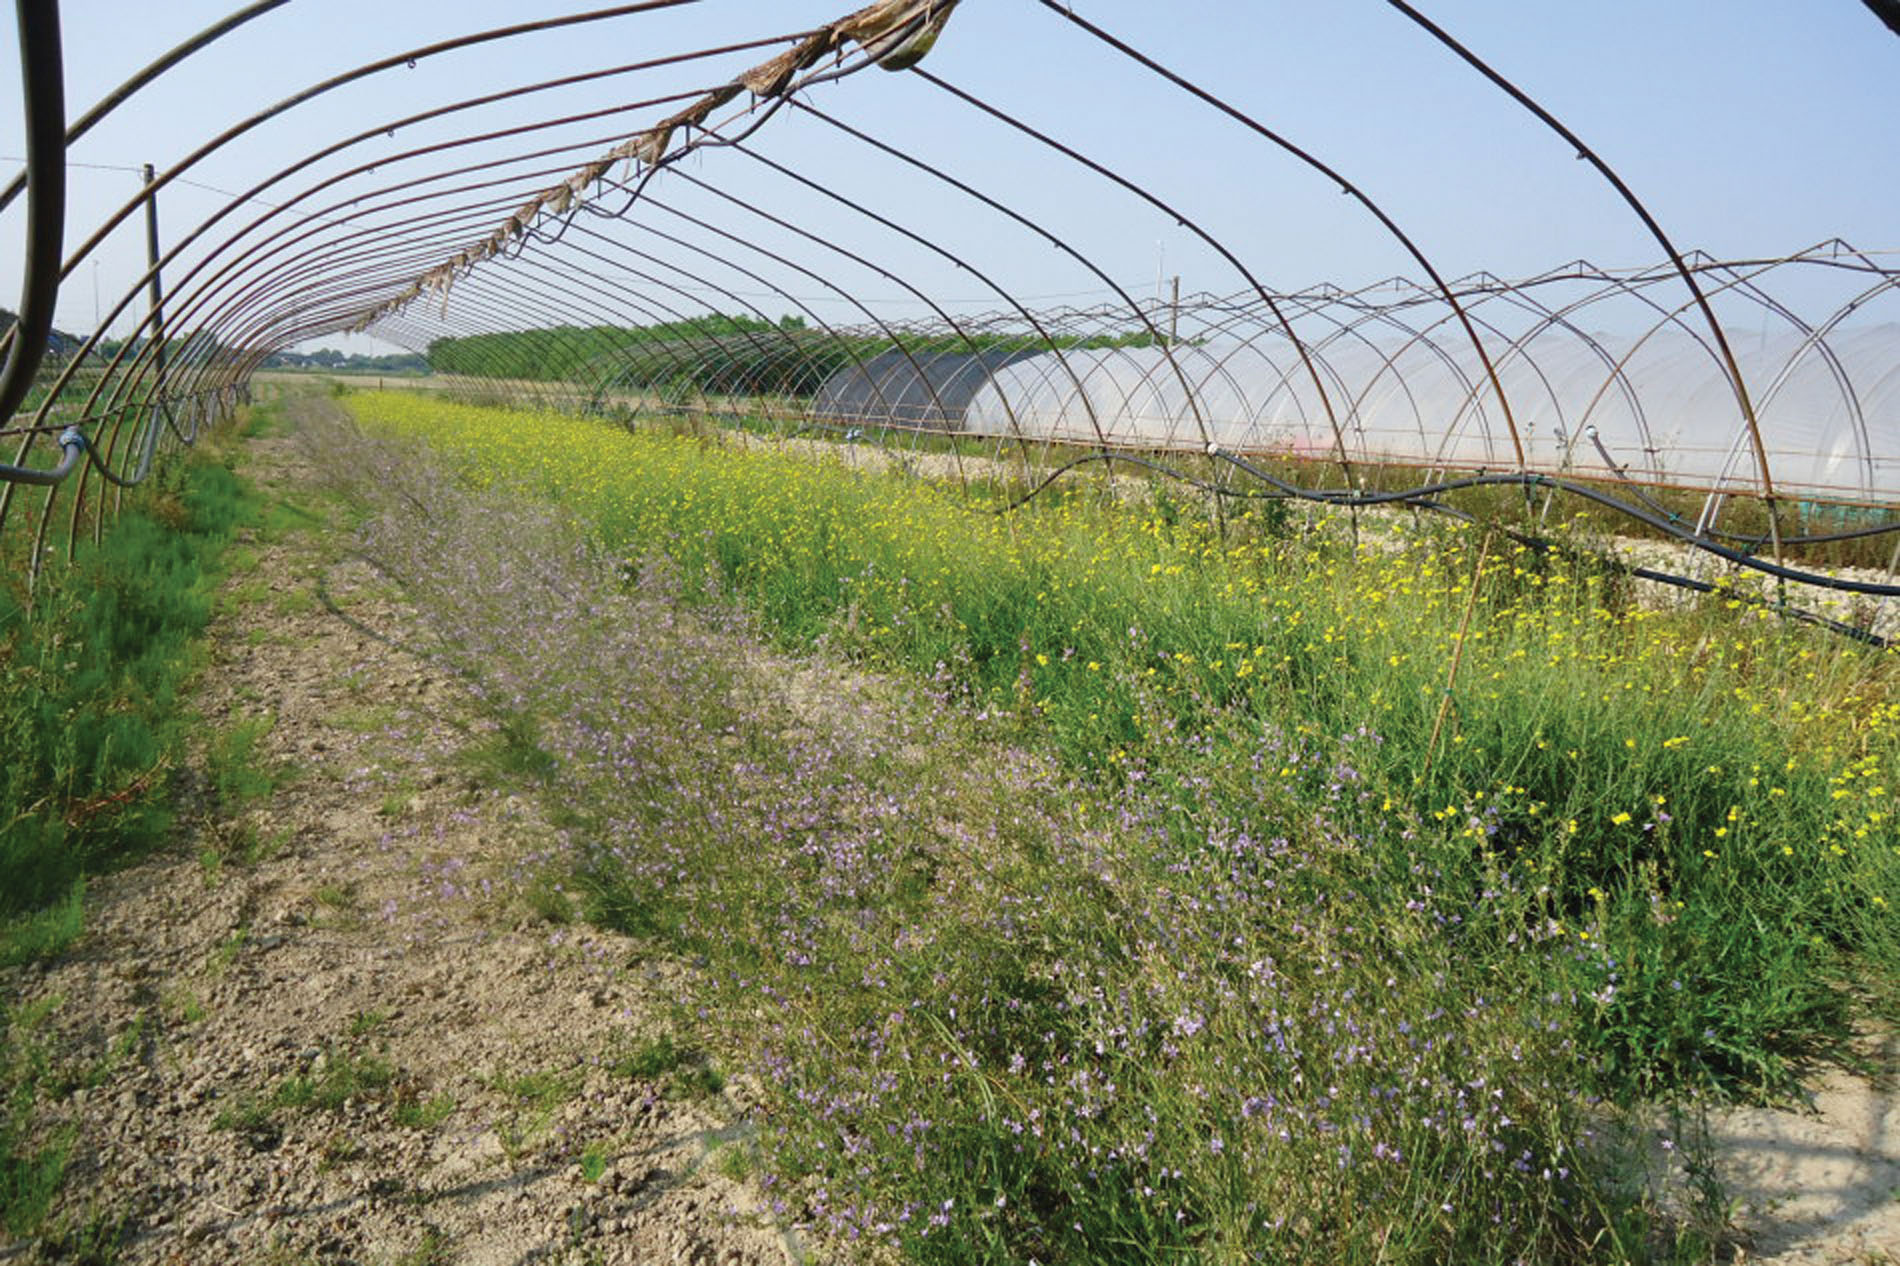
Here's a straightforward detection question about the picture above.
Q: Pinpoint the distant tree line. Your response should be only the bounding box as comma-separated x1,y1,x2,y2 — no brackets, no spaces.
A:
3,311,428,379
425,314,1164,399
260,348,432,375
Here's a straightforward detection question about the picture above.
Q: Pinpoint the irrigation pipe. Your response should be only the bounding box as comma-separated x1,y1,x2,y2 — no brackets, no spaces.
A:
972,446,1891,647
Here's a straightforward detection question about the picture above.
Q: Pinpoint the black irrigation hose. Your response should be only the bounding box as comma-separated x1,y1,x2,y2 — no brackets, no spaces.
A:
1209,451,1900,597
759,414,1899,600
984,447,1893,647
0,427,85,486
1586,431,1900,548
1416,498,1891,649
991,440,1900,595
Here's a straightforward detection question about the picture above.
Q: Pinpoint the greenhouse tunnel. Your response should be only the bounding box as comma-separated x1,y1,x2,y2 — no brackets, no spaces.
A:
0,0,1896,603
809,346,1044,432
959,324,1900,505
7,2,1900,1261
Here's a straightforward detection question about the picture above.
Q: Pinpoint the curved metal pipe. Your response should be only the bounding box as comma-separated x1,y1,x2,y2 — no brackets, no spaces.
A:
0,0,292,215
0,0,66,430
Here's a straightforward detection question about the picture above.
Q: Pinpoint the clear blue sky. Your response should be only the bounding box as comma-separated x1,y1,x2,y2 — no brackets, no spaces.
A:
2,1,1895,347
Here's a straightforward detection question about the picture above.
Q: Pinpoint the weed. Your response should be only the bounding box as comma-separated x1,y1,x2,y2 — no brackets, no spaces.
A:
378,781,419,819
610,1033,723,1100
327,702,400,733
47,1015,152,1096
709,1140,756,1182
387,1225,453,1266
0,1129,68,1238
317,883,357,910
459,717,557,784
37,1205,131,1265
348,1007,389,1037
610,1032,686,1081
671,1063,724,1099
162,989,206,1027
206,927,248,974
223,578,271,614
578,1141,610,1183
0,880,84,968
254,1239,322,1266
210,1093,281,1147
274,1049,397,1113
272,587,316,616
492,1068,578,1112
392,1093,455,1130
518,870,574,925
206,713,277,808
217,1047,401,1149
249,825,294,863
489,1067,578,1160
315,1130,364,1171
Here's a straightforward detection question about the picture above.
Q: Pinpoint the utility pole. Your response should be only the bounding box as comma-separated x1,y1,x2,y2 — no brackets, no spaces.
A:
1169,275,1180,348
142,163,165,393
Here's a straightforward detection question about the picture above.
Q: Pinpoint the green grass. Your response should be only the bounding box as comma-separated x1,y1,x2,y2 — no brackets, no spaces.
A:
609,1032,724,1099
348,1008,390,1037
1,435,262,918
1,407,268,1241
0,881,85,969
387,1226,453,1266
392,1093,455,1130
273,1049,398,1113
213,1047,403,1147
1,999,71,1236
206,712,278,807
491,1068,578,1112
205,927,248,974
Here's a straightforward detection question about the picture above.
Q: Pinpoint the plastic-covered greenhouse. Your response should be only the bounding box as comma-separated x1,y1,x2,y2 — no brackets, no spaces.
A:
811,347,1043,431
956,325,1900,503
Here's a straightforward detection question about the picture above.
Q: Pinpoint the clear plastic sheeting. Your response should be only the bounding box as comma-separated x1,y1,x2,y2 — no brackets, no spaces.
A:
811,347,1043,431
959,325,1900,502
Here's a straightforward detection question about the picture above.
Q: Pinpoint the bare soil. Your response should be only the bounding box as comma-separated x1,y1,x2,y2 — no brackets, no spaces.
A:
1709,1046,1900,1263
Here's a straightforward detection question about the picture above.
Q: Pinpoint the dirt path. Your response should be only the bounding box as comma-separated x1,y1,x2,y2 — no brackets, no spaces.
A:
0,423,797,1264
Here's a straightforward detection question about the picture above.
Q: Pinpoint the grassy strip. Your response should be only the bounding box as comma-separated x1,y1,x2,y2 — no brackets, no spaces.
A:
1,411,266,1235
316,412,1684,1261
352,392,1898,1097
0,443,258,920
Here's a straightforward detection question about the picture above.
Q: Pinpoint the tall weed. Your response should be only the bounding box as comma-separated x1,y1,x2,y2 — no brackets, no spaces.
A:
351,394,1898,1103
